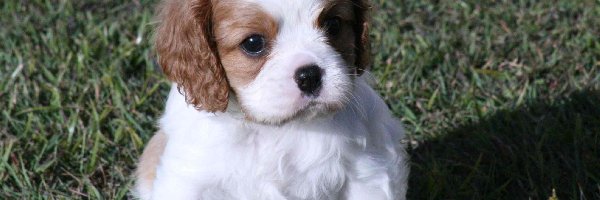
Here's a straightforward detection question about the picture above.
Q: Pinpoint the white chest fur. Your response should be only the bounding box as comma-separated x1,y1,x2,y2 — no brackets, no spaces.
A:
150,78,408,200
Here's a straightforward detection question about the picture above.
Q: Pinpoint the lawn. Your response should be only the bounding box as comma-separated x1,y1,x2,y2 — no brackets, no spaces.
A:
1,0,599,199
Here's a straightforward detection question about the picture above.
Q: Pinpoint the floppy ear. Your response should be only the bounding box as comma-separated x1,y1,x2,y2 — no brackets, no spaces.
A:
155,0,229,112
352,0,371,75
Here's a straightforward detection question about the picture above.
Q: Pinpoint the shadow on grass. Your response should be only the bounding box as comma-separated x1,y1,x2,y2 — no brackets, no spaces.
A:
408,90,600,199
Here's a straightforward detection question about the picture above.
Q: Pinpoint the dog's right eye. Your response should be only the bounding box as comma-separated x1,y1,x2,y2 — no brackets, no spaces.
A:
240,34,267,57
323,17,341,37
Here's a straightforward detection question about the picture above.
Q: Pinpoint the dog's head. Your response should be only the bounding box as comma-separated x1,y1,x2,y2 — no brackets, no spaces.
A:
156,0,371,124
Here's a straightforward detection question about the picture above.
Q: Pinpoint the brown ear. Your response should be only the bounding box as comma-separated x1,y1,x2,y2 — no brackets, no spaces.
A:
155,0,229,112
353,0,371,75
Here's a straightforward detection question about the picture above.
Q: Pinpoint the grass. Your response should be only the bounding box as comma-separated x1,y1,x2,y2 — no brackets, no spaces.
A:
1,0,598,199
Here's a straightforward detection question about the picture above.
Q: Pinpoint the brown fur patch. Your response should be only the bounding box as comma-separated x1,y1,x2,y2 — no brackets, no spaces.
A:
155,0,229,112
213,0,278,89
155,0,278,110
317,0,371,75
135,131,167,193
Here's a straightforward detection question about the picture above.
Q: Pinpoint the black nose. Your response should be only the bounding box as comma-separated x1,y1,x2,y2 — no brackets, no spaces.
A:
294,65,322,96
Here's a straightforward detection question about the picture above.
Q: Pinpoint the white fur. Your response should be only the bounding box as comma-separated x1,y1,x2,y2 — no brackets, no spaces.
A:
147,77,408,200
137,0,409,199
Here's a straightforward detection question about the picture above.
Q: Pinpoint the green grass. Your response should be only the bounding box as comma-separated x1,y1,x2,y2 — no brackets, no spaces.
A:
1,0,599,199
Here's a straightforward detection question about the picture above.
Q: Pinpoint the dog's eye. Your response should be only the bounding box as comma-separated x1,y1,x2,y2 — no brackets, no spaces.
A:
240,34,267,56
323,17,341,36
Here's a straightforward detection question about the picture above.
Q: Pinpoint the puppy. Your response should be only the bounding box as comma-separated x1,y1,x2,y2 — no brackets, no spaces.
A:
134,0,409,199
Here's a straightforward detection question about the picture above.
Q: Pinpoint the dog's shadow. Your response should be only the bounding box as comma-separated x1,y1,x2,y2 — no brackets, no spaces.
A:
407,90,600,199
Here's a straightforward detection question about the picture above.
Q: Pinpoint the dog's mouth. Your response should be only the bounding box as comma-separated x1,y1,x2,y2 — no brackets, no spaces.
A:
240,98,347,126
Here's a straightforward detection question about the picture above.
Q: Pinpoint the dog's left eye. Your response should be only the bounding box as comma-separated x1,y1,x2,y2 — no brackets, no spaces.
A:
323,17,341,36
241,34,267,57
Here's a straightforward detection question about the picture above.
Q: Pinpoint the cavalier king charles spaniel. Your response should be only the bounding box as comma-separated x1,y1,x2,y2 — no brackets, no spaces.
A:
134,0,409,199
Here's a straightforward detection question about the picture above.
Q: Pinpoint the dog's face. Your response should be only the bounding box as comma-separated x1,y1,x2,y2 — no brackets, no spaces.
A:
156,0,370,124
